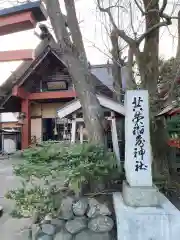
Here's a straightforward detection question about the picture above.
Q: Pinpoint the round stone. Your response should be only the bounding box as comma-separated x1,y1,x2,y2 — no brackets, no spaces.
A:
65,217,87,234
88,216,114,233
74,230,111,240
37,233,53,240
72,199,88,216
54,229,73,240
41,224,56,236
87,198,111,218
51,219,65,231
41,215,53,224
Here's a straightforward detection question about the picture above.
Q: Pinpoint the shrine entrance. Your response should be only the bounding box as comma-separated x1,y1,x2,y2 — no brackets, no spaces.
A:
53,116,112,147
57,95,126,165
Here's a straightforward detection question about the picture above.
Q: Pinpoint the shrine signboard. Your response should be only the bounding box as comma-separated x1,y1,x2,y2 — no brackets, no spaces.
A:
125,90,152,187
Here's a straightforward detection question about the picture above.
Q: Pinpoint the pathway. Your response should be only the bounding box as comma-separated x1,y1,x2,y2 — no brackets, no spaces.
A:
0,157,31,239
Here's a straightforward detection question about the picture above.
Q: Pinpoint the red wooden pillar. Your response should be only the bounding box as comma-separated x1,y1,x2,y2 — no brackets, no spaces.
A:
21,99,31,149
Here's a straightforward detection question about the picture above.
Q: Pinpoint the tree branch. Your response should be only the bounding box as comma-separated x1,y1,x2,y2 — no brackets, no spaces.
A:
171,16,180,20
134,0,144,15
138,20,170,43
97,0,136,46
159,0,167,14
97,0,172,48
43,0,70,48
64,0,88,66
135,0,168,18
129,2,137,39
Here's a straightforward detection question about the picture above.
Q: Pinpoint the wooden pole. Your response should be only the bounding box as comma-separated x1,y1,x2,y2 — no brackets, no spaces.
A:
71,114,76,143
111,111,121,166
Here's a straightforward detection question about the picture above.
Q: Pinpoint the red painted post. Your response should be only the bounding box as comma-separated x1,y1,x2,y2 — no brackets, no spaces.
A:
0,49,33,62
21,99,31,149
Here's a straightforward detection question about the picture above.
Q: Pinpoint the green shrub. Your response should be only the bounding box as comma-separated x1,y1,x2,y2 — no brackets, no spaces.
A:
6,184,61,219
6,142,120,219
13,142,120,186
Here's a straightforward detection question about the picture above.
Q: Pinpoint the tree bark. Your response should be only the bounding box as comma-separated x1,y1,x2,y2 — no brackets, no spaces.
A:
151,118,171,180
126,47,136,89
61,53,106,144
64,0,88,66
44,0,105,144
140,0,170,180
141,0,160,94
176,10,180,58
110,29,123,102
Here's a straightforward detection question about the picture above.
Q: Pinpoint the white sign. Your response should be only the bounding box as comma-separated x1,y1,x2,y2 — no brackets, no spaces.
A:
125,90,152,187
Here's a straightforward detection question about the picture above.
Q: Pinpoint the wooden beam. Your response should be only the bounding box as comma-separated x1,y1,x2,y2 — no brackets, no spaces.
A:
12,86,77,101
97,95,125,116
0,11,36,36
12,86,29,99
0,49,33,62
29,91,77,100
57,94,125,119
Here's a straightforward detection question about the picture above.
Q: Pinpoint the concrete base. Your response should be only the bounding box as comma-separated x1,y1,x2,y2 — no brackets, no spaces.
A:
123,181,160,207
113,192,180,240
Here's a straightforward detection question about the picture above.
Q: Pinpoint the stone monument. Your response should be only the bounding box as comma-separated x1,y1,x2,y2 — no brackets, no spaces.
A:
113,90,180,240
123,90,159,207
125,90,152,187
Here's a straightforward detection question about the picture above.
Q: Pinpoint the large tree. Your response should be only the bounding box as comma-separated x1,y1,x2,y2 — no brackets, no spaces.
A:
42,0,106,145
96,0,180,179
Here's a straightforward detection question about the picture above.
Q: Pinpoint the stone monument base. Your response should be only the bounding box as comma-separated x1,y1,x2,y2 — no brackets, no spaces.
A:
113,191,180,240
122,181,160,207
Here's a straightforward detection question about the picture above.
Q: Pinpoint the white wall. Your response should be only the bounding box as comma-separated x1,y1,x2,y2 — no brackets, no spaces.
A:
1,113,18,122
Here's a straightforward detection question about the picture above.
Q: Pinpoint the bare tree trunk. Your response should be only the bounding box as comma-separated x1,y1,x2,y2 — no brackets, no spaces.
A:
141,0,159,94
151,118,171,180
126,47,136,89
167,11,180,104
110,29,123,102
44,0,105,144
61,53,105,144
176,10,180,58
139,0,170,180
64,0,88,66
